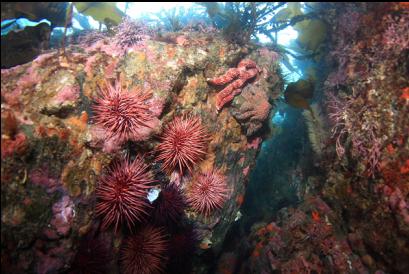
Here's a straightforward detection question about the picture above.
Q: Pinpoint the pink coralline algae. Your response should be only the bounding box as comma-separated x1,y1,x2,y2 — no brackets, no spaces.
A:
53,84,80,105
92,81,162,149
1,132,27,159
34,242,75,274
338,10,362,39
326,91,382,177
29,168,60,194
84,54,98,77
95,157,155,232
389,188,409,225
258,47,280,63
232,84,272,136
326,92,353,158
247,137,262,150
186,168,229,216
243,166,250,177
377,185,409,225
208,59,260,111
84,39,123,57
48,195,74,237
247,198,366,274
382,13,409,52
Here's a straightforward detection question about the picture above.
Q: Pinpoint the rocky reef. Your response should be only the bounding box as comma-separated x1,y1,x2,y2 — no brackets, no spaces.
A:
2,2,408,274
219,2,409,274
1,24,281,273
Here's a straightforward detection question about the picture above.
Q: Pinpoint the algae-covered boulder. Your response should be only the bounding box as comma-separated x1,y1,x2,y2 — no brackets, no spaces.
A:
1,29,282,273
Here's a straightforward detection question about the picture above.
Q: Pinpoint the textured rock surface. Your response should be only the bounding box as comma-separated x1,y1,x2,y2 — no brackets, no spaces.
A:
241,197,367,274
1,30,281,273
219,3,409,274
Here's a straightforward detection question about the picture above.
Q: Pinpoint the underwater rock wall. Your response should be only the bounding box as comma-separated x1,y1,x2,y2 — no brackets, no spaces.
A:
223,2,409,274
1,28,281,273
320,3,409,272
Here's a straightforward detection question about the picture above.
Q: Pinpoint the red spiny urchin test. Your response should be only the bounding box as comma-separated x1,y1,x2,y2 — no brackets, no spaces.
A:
186,169,229,216
95,157,155,232
156,115,210,176
120,226,168,274
92,81,160,144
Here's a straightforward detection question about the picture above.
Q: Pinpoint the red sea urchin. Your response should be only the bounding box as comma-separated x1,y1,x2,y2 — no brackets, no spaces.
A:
120,226,168,274
156,115,210,176
186,169,229,216
95,157,155,232
92,81,160,144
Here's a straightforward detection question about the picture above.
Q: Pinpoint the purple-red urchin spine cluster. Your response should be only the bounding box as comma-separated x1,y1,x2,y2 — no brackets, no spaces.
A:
114,17,151,50
186,168,229,216
156,115,210,176
95,156,155,232
92,81,157,143
152,184,186,226
120,226,168,274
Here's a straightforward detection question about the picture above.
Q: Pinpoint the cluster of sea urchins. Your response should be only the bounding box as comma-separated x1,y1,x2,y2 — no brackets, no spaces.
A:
93,87,229,273
155,114,229,216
